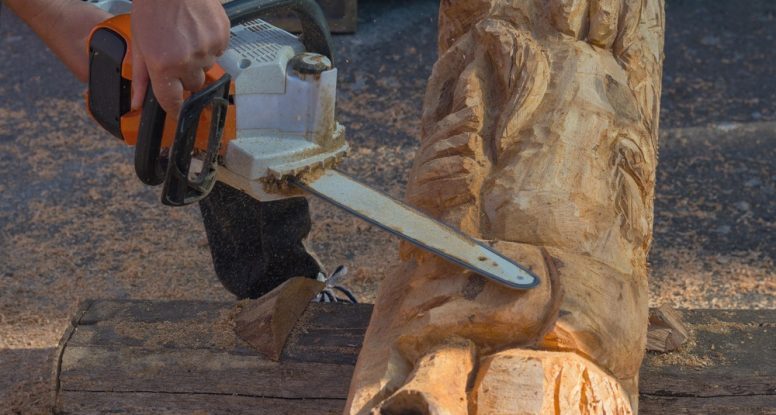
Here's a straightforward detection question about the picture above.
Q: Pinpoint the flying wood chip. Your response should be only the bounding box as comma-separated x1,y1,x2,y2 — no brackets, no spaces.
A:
234,277,325,361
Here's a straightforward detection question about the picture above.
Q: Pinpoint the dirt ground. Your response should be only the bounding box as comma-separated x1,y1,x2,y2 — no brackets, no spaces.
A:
0,0,774,413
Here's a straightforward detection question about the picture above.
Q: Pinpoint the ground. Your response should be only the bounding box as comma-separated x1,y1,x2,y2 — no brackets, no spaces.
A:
0,0,774,413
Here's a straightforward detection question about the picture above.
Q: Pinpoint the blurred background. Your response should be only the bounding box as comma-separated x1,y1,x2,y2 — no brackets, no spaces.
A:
1,0,774,412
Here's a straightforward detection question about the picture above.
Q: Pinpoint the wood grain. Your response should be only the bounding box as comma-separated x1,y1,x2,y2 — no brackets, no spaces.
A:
53,300,774,414
345,0,666,412
646,304,690,352
234,277,325,361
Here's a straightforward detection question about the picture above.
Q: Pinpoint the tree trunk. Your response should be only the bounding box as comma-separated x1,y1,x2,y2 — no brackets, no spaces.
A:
344,0,665,413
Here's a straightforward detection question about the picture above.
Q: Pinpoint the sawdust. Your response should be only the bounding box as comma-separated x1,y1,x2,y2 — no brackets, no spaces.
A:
112,307,239,350
1,380,51,415
645,329,716,369
2,2,776,412
691,318,771,335
642,314,771,370
648,247,775,309
232,299,250,318
0,348,52,415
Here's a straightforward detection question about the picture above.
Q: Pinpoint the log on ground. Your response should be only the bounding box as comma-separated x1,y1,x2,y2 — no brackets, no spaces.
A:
52,300,775,414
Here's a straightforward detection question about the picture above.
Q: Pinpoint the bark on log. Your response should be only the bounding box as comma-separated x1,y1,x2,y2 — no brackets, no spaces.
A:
345,0,665,413
53,301,776,414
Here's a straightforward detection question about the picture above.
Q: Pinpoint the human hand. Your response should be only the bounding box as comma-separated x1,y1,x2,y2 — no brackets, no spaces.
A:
129,0,230,116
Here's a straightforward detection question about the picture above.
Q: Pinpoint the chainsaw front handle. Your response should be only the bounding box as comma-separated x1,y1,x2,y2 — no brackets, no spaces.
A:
162,74,231,206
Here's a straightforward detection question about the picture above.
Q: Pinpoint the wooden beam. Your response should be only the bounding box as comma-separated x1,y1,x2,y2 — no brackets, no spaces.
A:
53,300,775,414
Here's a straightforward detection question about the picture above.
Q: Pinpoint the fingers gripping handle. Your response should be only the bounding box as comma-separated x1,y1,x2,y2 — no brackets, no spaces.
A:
133,0,334,203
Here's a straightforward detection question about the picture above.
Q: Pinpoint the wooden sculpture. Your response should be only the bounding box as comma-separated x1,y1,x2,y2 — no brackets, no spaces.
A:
345,0,665,413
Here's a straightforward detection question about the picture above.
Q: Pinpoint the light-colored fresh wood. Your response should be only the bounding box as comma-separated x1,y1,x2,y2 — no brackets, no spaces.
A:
646,304,689,352
345,0,666,413
471,350,633,415
376,338,476,415
234,277,325,361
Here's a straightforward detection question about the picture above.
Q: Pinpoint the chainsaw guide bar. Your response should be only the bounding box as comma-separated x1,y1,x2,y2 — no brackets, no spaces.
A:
85,0,540,290
290,170,540,289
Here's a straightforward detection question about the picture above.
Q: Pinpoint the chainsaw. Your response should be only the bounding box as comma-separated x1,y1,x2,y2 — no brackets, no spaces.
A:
85,0,539,290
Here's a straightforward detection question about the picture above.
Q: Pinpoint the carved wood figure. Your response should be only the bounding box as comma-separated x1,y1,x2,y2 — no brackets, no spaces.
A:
345,0,665,413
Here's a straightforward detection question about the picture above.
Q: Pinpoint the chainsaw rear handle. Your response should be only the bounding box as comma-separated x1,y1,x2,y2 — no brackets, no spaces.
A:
134,83,167,185
134,0,334,196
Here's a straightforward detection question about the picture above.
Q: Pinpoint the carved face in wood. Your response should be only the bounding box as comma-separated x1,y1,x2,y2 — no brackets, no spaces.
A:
346,1,665,413
410,0,664,268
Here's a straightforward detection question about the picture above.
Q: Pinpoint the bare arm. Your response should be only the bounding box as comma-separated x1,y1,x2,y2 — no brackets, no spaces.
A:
5,0,230,116
4,0,111,82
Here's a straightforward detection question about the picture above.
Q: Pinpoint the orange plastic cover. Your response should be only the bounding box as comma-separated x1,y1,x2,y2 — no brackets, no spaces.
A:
86,14,236,154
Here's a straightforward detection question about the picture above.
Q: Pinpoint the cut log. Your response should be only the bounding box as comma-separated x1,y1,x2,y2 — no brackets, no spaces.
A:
234,277,325,361
53,300,775,414
646,304,689,352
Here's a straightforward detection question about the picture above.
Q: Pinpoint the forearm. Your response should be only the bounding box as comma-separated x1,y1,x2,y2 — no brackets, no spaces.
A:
4,0,111,82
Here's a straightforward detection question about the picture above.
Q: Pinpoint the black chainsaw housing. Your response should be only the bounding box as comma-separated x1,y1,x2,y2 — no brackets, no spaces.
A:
88,28,131,140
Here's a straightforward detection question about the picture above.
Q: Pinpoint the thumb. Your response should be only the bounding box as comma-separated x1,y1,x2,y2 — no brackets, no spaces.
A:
131,47,149,111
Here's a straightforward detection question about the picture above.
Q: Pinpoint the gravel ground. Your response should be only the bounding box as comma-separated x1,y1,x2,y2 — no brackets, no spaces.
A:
661,0,776,127
0,0,774,413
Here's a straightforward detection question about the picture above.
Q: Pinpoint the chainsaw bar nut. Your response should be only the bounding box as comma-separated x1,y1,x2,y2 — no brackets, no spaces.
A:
290,52,333,75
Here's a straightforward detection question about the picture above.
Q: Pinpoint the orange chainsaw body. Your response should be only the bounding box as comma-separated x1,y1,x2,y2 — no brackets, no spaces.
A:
86,14,236,154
